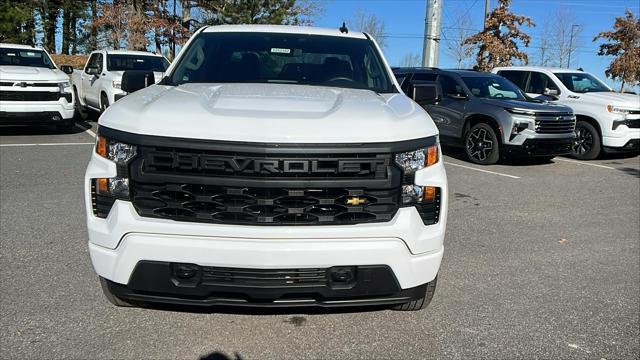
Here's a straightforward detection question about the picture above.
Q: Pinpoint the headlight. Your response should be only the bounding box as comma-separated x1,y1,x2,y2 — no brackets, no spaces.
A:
112,80,121,89
91,135,136,218
505,108,536,116
395,142,442,225
394,143,439,175
58,81,72,93
607,105,633,114
96,135,136,165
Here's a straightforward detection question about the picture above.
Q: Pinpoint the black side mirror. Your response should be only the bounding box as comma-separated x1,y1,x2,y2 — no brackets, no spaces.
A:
121,70,156,93
412,83,440,105
60,65,74,75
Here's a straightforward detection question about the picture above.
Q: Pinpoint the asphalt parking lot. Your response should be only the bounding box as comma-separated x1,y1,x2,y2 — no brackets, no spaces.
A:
1,119,638,359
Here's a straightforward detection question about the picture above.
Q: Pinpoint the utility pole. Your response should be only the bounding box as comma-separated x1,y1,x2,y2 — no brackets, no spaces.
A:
483,0,490,30
422,0,443,67
567,24,579,68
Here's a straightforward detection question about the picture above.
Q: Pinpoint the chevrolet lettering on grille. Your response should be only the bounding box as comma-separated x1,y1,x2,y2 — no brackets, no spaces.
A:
146,151,388,176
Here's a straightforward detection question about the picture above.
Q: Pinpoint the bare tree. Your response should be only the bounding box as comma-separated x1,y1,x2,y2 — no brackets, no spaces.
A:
351,10,386,48
534,19,554,66
548,8,583,68
400,53,421,67
445,9,474,69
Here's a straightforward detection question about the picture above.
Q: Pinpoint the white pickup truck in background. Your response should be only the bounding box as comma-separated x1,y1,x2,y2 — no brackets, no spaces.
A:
65,50,168,115
1,43,75,132
494,66,640,159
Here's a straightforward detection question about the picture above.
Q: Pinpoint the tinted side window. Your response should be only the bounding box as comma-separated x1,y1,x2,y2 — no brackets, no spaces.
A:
526,72,559,94
438,75,464,96
85,53,100,73
499,70,527,89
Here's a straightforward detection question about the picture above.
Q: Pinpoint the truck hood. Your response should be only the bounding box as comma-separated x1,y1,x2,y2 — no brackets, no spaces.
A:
0,65,69,82
479,98,573,112
101,83,438,143
571,92,640,108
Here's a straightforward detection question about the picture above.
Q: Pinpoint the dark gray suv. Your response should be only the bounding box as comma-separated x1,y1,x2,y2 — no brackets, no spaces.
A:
394,68,576,164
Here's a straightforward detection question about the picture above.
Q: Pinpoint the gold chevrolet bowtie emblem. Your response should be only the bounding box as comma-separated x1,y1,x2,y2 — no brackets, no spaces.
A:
346,197,366,206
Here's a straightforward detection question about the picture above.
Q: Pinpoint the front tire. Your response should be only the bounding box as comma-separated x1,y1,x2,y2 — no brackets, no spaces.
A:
572,121,601,160
99,277,136,307
392,277,437,311
73,87,88,121
100,93,109,113
465,123,500,165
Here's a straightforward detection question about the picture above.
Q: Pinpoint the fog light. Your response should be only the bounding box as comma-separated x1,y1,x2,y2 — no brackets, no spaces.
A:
174,264,199,279
52,115,61,121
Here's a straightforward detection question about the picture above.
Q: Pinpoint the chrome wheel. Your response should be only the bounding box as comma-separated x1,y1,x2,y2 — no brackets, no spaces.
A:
466,127,494,162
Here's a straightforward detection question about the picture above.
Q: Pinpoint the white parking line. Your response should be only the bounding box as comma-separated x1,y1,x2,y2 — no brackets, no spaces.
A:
0,142,94,147
444,161,521,179
76,123,97,138
554,157,616,170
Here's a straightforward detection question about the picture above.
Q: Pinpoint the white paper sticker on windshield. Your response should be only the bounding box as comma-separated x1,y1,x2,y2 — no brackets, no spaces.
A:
271,48,291,54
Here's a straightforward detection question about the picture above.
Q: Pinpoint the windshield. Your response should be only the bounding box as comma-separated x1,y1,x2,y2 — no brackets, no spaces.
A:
107,54,169,72
553,72,612,93
461,76,525,100
0,48,55,69
168,32,395,93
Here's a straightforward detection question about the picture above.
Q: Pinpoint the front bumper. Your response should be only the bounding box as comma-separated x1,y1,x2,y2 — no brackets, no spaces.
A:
86,148,447,306
0,100,75,122
101,262,431,307
503,137,574,156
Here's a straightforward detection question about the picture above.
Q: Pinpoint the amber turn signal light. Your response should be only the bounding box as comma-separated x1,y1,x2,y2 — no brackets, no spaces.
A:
96,178,109,194
96,135,107,157
423,186,437,203
426,144,438,167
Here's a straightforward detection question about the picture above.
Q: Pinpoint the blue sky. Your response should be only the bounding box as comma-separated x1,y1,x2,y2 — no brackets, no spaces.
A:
314,0,640,89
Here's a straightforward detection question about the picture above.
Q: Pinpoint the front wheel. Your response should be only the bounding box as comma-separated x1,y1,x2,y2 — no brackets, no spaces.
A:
392,277,437,311
464,123,500,165
572,121,601,160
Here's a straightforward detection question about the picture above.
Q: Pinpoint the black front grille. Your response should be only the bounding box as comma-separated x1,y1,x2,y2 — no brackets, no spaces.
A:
627,119,639,129
130,182,400,225
140,146,390,180
534,112,576,134
201,266,328,287
0,90,61,101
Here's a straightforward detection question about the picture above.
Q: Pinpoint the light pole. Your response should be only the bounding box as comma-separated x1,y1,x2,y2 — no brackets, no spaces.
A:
567,24,579,68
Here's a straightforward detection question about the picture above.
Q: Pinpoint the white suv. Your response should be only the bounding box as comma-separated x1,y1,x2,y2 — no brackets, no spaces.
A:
494,66,640,159
85,25,448,311
0,43,75,132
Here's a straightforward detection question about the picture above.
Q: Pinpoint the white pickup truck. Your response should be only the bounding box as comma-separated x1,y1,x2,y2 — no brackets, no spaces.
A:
494,66,640,159
85,25,447,311
64,50,168,115
1,43,75,132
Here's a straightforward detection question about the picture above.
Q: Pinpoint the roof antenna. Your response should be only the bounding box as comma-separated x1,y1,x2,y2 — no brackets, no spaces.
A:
339,22,348,34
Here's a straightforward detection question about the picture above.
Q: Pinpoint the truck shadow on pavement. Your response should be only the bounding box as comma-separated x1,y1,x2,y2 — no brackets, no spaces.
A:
137,302,390,316
199,351,243,360
0,120,93,136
